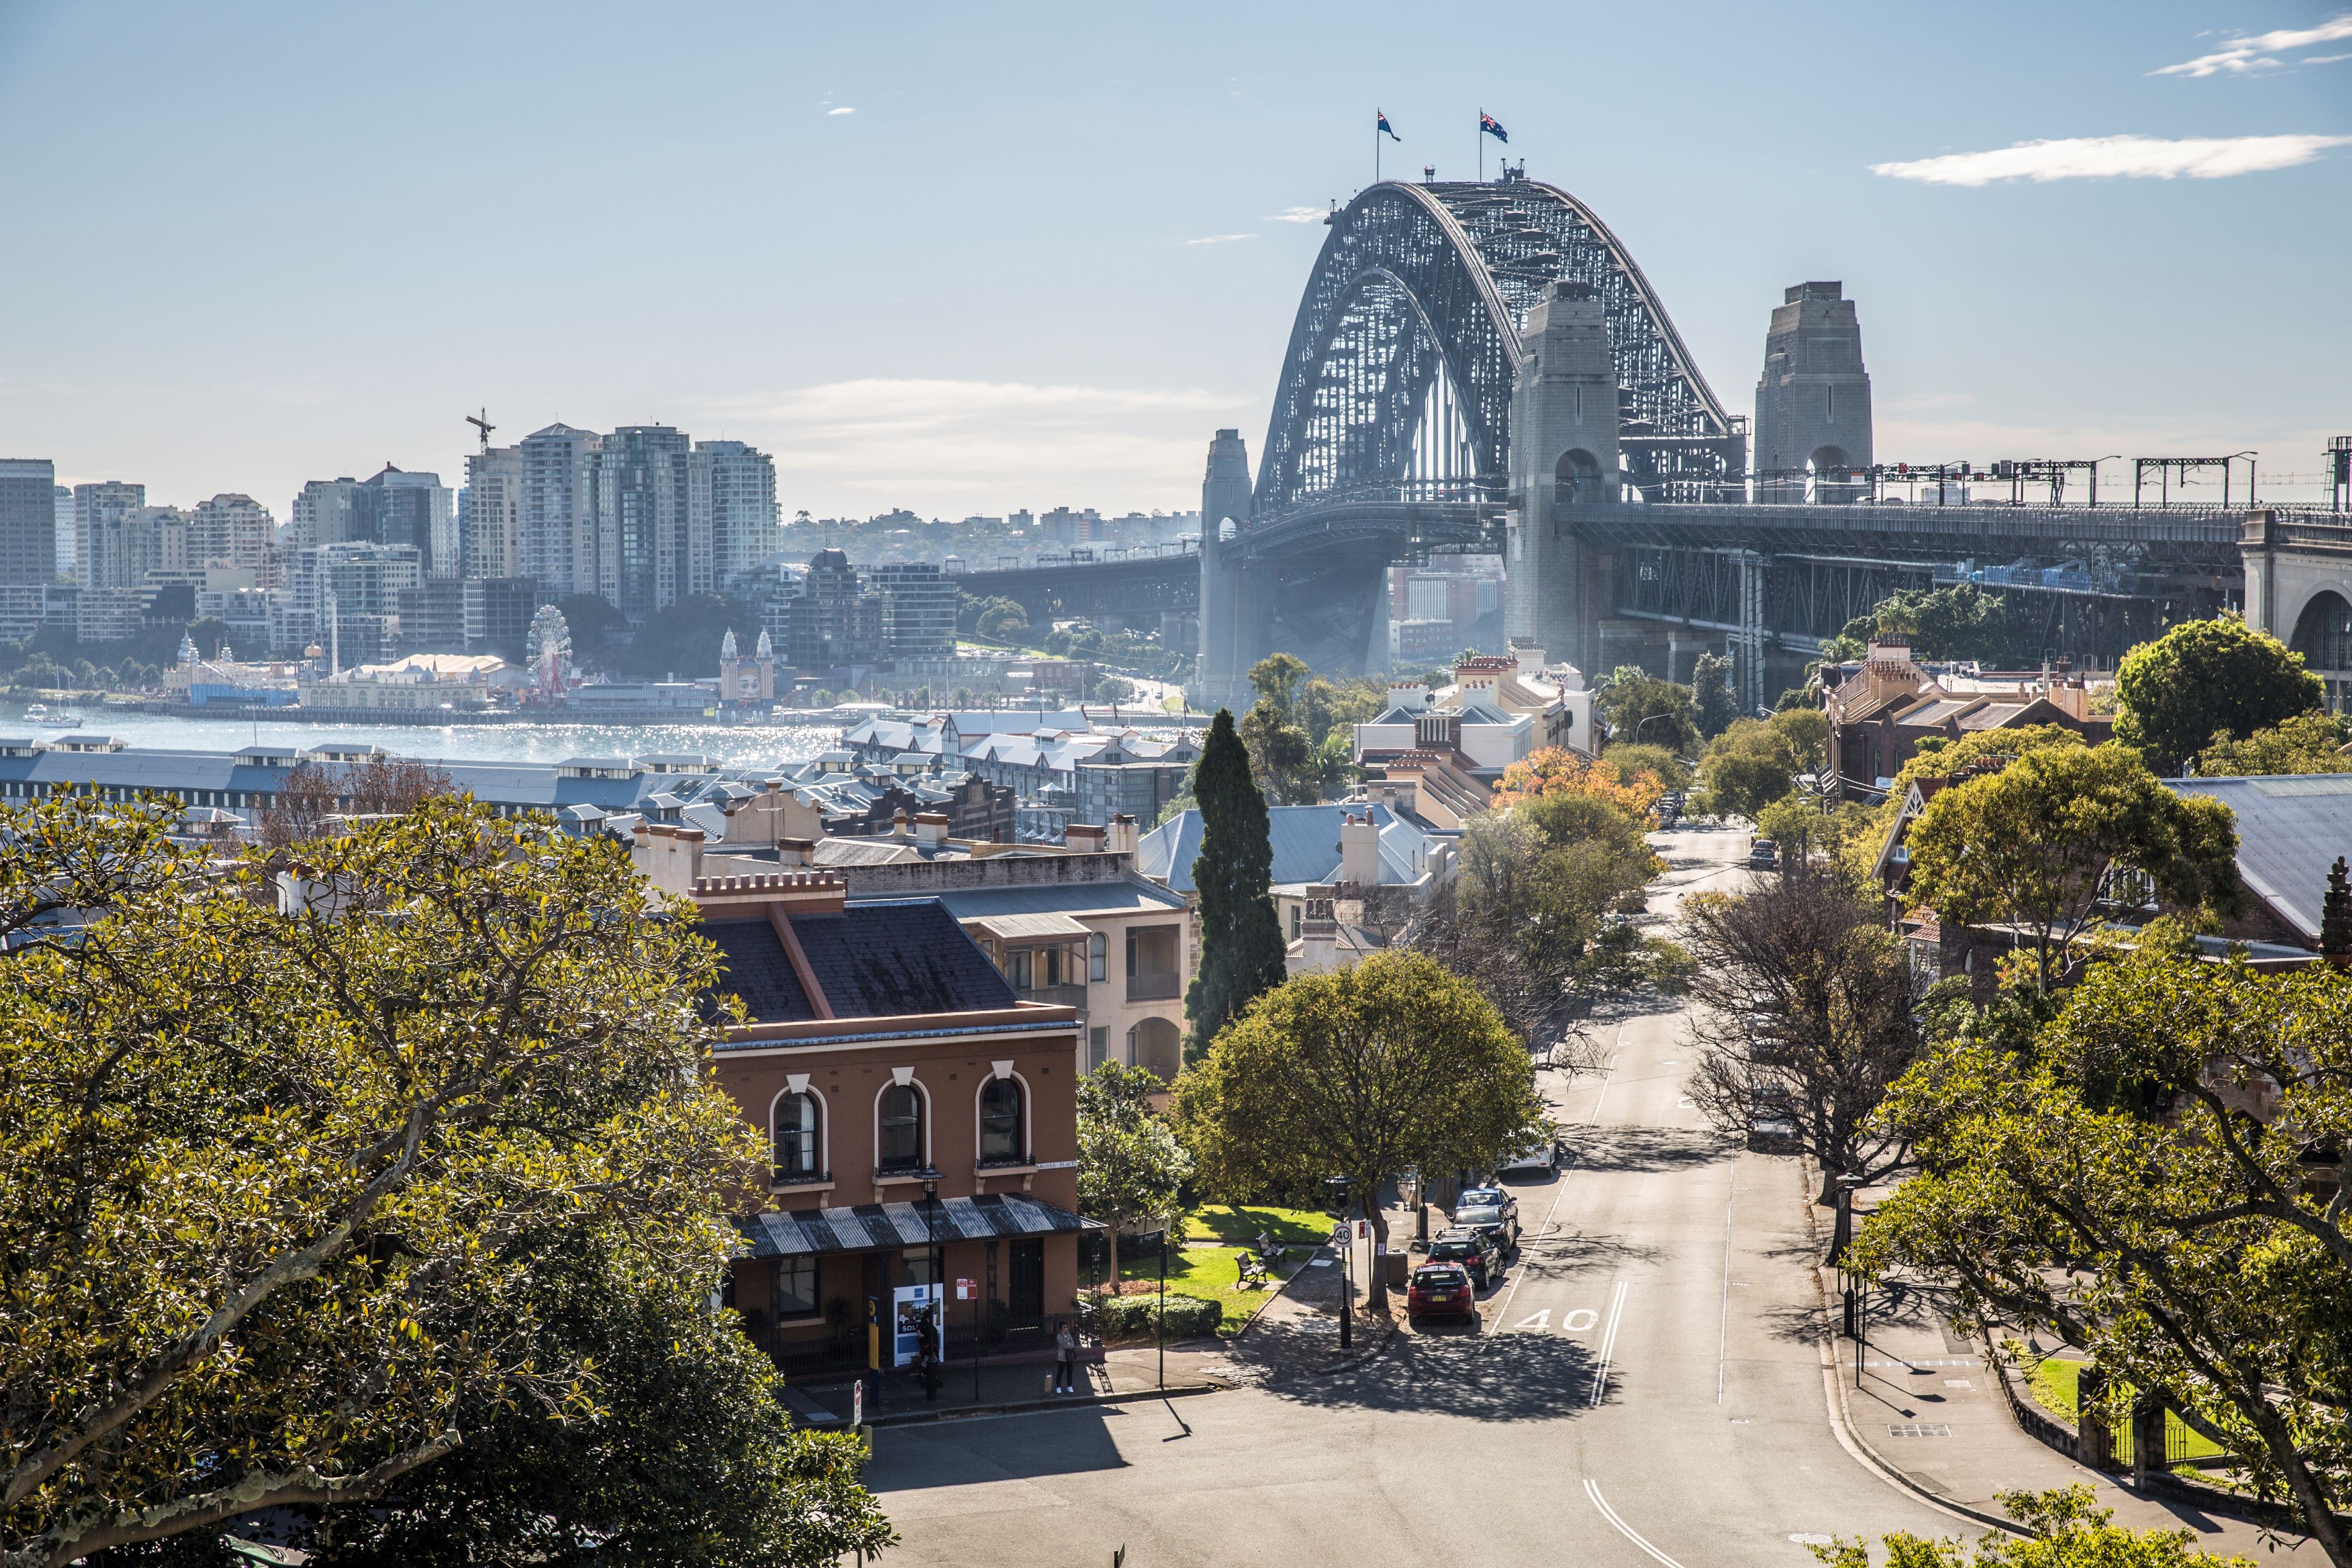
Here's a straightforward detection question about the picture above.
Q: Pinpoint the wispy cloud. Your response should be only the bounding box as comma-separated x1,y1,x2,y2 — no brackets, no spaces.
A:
687,378,1254,510
826,106,855,116
1870,133,2351,185
2153,12,2352,75
1264,206,1328,223
1181,233,1256,246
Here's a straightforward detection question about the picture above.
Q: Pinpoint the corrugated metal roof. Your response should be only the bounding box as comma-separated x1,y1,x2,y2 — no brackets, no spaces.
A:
1138,803,1425,895
732,1192,1100,1256
2168,773,2352,943
913,881,1188,919
968,911,1092,940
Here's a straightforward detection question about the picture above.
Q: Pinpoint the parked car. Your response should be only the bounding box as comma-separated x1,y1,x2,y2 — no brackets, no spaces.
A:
1427,1226,1504,1288
1497,1135,1558,1176
1407,1261,1477,1322
1452,1186,1522,1252
1747,838,1780,870
1747,1095,1799,1152
1743,1011,1796,1065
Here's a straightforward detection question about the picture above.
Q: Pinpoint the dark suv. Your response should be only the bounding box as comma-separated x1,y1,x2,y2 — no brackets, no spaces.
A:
1426,1226,1504,1289
1450,1186,1521,1254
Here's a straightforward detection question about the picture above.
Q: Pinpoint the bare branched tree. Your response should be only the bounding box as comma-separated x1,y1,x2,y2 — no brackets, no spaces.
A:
261,756,455,851
1682,866,1923,1200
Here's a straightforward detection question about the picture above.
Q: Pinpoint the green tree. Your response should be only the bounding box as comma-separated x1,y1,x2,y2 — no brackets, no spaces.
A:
1597,666,1699,753
957,593,1026,640
1695,717,1801,821
1756,793,1825,860
1075,1062,1193,1256
1825,583,2029,669
1184,710,1288,1051
976,600,1030,642
1690,650,1738,738
2194,708,2351,777
1855,947,2352,1563
1246,651,1310,714
1904,742,2242,990
1239,698,1319,804
1171,951,1544,1308
2115,617,2325,774
0,796,781,1567
1810,1484,2255,1567
313,1241,893,1567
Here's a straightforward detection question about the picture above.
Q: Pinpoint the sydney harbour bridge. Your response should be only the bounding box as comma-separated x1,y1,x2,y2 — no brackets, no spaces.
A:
962,164,2352,712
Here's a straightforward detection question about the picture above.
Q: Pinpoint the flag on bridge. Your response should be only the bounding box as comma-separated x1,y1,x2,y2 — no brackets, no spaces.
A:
1480,110,1508,144
1377,109,1401,142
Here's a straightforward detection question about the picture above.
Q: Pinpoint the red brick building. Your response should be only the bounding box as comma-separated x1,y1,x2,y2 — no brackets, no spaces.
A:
692,871,1096,1377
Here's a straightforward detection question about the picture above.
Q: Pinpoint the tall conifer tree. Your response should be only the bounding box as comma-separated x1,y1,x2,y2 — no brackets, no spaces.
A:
1186,708,1288,1052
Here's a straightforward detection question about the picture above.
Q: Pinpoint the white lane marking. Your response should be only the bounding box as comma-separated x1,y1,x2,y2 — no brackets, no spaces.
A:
1716,1168,1736,1403
1563,1307,1597,1333
1490,1024,1620,1329
1512,1308,1551,1332
1588,1279,1628,1406
1584,1478,1689,1568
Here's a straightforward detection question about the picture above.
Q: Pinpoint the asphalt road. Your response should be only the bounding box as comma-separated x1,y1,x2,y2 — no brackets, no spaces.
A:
864,824,1961,1566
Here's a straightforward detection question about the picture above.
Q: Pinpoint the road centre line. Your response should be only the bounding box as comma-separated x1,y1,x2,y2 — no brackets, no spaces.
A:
1588,1279,1629,1407
1584,1478,1690,1568
1716,1168,1735,1403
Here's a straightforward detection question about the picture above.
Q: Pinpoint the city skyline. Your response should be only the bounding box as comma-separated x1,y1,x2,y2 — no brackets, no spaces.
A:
2,1,2347,515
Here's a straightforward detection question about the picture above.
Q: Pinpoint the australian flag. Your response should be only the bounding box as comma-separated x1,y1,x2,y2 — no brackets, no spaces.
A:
1377,109,1401,142
1480,110,1508,144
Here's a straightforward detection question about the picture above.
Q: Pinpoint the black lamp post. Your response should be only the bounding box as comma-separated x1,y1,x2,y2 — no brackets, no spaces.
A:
1325,1175,1354,1351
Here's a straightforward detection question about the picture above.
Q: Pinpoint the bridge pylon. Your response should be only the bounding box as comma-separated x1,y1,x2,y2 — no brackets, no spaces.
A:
1507,280,1620,671
1195,428,1263,714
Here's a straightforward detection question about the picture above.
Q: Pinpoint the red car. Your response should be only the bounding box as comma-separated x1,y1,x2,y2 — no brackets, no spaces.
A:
1407,1261,1477,1322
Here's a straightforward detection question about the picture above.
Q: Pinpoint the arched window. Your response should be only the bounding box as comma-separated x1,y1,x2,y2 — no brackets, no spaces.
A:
979,1077,1025,1164
1556,448,1603,504
2292,590,2352,673
772,1090,821,1181
1128,1017,1182,1083
877,1082,926,1173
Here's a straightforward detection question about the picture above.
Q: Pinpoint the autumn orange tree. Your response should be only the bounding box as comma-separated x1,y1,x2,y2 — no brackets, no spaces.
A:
1490,746,1661,818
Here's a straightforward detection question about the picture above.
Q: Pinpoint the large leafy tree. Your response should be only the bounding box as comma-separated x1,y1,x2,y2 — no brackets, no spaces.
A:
1691,650,1739,738
1696,718,1803,821
1682,867,1923,1200
1596,666,1700,754
0,796,804,1568
1184,710,1288,1049
311,1241,893,1567
1903,742,2242,990
1075,1061,1193,1255
2195,709,2352,777
1172,951,1543,1307
2115,617,2325,774
1855,944,2352,1565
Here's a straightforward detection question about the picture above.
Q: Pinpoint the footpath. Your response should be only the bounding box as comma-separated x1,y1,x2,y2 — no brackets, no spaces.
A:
1810,1254,2300,1556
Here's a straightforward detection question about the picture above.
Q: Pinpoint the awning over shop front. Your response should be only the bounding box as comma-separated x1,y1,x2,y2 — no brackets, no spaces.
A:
733,1192,1102,1259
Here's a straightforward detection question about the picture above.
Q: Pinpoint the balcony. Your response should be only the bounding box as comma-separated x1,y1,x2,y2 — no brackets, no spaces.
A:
1017,982,1090,1010
1126,973,1181,1002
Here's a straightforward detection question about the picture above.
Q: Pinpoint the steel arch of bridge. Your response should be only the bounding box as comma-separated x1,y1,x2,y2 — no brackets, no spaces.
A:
1252,175,1735,532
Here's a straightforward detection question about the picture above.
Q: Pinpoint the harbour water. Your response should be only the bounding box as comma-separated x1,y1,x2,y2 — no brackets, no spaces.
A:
7,706,846,770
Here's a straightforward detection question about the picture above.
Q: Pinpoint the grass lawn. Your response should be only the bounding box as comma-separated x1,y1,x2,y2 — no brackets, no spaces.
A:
1180,1204,1336,1246
2023,1356,2226,1463
1117,1243,1301,1336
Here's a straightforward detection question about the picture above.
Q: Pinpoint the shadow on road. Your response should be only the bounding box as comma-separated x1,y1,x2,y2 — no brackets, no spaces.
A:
1568,1125,1729,1173
1235,1318,1603,1422
864,1406,1133,1492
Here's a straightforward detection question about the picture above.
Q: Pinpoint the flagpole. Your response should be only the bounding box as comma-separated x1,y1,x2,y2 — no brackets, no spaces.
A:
1477,110,1484,182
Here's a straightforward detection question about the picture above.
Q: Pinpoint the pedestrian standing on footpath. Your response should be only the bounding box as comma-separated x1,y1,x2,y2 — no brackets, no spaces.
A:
1054,1321,1079,1394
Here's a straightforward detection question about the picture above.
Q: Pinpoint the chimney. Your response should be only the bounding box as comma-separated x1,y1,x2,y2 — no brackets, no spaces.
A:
1064,822,1107,853
913,811,951,849
1338,811,1382,888
1298,890,1337,973
1106,812,1139,857
892,808,912,840
630,821,706,895
1514,645,1548,678
2323,857,2352,970
774,836,814,868
1386,682,1428,715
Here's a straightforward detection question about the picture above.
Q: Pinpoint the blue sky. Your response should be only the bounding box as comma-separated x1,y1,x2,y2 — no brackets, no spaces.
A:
1,1,2346,519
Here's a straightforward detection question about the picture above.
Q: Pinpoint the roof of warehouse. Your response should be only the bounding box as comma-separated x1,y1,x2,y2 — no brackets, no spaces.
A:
2166,773,2352,944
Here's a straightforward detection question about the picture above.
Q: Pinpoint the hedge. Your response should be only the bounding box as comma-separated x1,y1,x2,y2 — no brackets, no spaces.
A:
1081,1292,1223,1341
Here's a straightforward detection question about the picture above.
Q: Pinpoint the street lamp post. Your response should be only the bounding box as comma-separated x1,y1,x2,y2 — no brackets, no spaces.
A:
921,1178,944,1403
1325,1176,1354,1352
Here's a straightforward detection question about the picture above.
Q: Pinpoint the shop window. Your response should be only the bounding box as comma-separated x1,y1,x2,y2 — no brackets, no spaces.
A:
773,1254,819,1318
979,1076,1025,1164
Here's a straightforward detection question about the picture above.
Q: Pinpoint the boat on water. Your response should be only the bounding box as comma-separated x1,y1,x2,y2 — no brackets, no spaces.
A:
24,704,80,728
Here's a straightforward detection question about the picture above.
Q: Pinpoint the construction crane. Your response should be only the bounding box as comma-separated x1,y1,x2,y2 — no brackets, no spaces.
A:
466,408,495,453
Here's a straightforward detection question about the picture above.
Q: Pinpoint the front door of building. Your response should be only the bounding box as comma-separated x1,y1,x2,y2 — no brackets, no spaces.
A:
1007,1239,1044,1325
